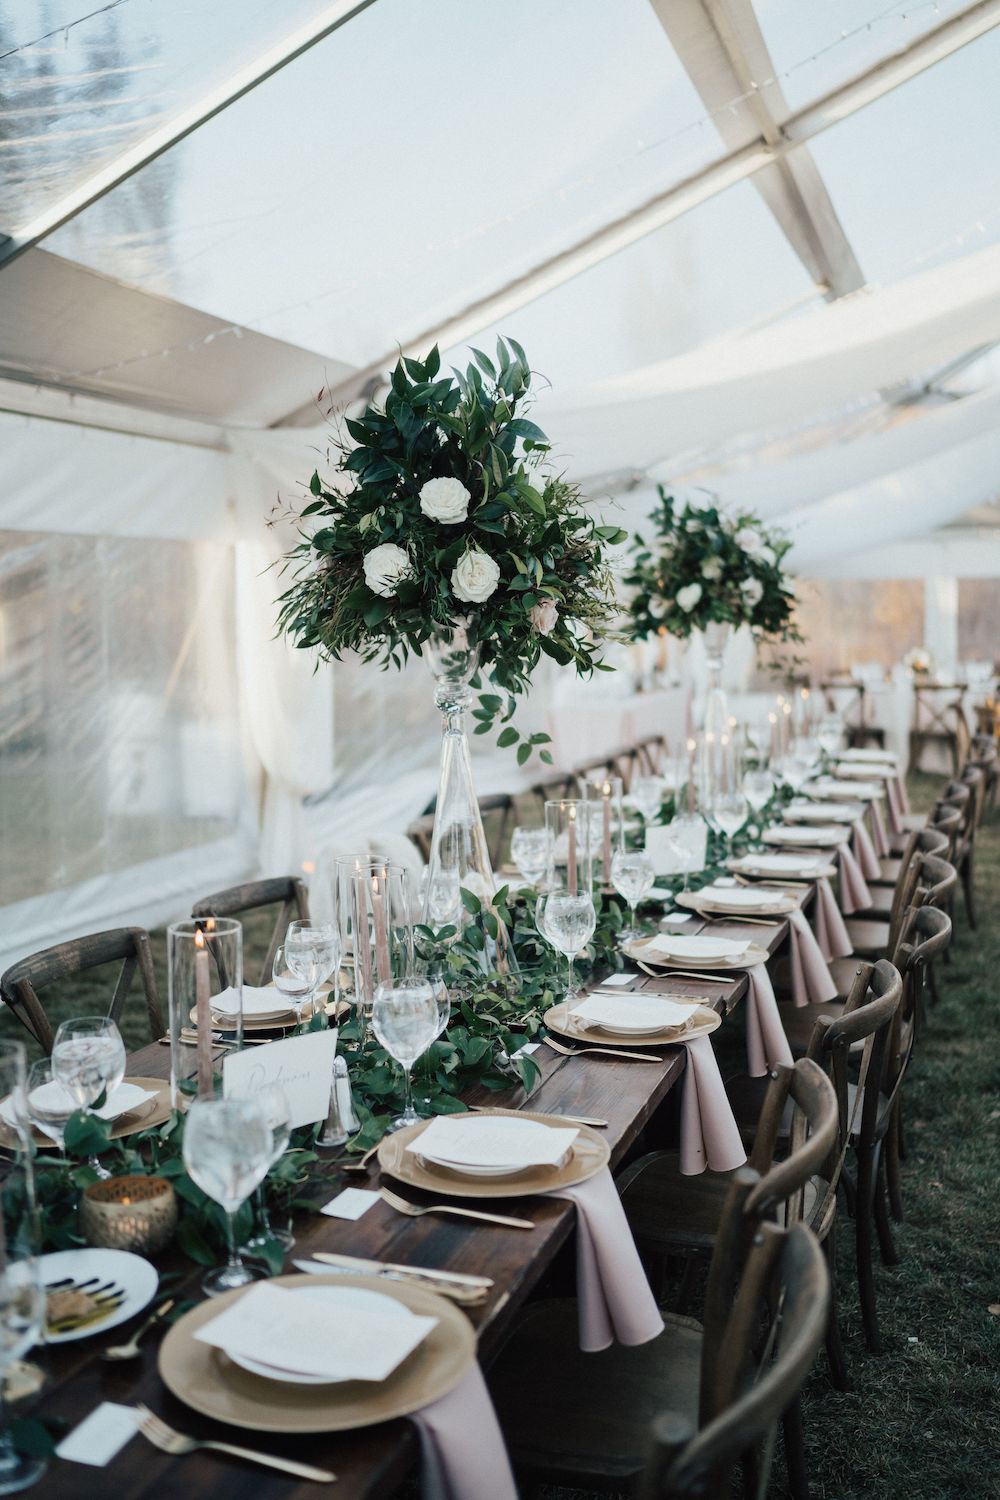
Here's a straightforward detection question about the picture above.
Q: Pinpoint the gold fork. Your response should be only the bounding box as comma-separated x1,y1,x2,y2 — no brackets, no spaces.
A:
339,1142,381,1172
380,1187,534,1230
134,1405,335,1482
543,1036,663,1063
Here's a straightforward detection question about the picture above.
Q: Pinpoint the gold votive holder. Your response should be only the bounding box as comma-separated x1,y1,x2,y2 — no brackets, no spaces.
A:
80,1175,177,1254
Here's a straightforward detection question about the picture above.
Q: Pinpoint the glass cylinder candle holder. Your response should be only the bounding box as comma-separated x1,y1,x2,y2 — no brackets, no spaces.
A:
167,918,242,1109
80,1175,177,1254
334,858,412,1023
544,799,594,896
581,774,624,889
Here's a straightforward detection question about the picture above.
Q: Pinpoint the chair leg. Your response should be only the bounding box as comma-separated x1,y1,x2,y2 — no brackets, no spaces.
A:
782,1396,811,1500
855,1147,883,1354
874,1149,900,1267
888,1107,906,1219
961,860,978,929
927,957,941,1007
822,1228,851,1392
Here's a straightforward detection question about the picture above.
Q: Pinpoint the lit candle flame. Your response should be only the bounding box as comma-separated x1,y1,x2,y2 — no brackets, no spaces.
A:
194,928,206,951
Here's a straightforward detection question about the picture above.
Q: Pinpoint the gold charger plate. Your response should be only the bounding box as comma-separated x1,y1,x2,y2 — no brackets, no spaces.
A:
158,1273,475,1434
727,857,837,880
545,999,721,1048
761,827,848,848
0,1076,171,1151
378,1110,610,1198
676,890,796,917
622,937,770,970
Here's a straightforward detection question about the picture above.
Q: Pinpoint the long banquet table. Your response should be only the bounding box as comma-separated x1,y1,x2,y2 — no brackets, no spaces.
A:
26,905,809,1499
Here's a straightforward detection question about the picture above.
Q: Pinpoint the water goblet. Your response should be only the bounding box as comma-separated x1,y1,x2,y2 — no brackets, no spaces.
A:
183,1096,275,1296
711,789,749,842
742,767,775,816
610,848,655,942
0,1254,45,1493
272,943,320,1023
667,812,706,890
541,890,597,1002
371,981,441,1132
233,1083,295,1255
285,919,339,1020
51,1017,126,1179
631,775,666,825
24,1060,75,1161
510,826,550,887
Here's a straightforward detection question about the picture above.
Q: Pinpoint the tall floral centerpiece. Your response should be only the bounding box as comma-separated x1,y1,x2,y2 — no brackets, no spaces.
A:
277,339,624,949
624,488,798,731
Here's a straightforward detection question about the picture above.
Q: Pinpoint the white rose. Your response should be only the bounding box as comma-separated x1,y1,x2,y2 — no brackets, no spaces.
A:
757,545,775,567
701,556,723,582
676,582,703,612
363,542,412,598
451,548,501,604
419,477,470,524
741,576,764,607
648,597,668,619
529,599,558,635
735,526,762,555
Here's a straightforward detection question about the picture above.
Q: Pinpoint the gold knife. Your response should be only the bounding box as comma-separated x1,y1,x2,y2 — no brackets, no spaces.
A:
308,1251,493,1288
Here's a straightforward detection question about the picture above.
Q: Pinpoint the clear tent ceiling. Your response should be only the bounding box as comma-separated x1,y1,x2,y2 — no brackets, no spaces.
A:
1,0,999,500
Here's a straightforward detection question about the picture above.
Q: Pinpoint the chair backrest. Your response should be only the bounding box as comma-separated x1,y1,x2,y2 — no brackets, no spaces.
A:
928,803,963,860
810,959,902,1175
742,1057,839,1229
912,853,957,913
0,928,163,1054
633,735,669,777
476,791,518,867
892,904,952,1050
960,763,987,836
191,876,310,986
638,1215,828,1500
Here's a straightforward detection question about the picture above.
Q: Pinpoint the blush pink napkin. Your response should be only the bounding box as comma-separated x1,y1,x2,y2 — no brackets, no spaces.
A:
745,963,793,1076
812,877,853,959
895,771,911,817
852,817,883,879
867,798,890,857
555,1166,664,1352
837,842,872,914
885,774,906,835
676,1034,748,1176
412,1363,518,1500
787,908,838,1006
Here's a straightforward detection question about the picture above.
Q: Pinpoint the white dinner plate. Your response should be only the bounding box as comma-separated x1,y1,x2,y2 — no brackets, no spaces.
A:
762,825,847,848
1,1081,158,1137
41,1248,158,1344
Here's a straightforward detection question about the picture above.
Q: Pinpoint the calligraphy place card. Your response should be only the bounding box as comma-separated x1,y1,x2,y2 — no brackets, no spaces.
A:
223,1030,337,1128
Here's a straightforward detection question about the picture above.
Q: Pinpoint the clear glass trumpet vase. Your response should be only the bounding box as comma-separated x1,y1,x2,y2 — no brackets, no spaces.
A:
423,623,515,972
701,619,732,738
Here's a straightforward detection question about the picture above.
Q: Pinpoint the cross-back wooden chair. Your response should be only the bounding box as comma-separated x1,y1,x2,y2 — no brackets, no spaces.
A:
877,801,959,883
969,732,998,813
909,681,968,775
635,1223,828,1500
527,766,577,812
488,1165,828,1500
865,824,949,914
191,877,310,987
633,735,669,778
405,813,435,862
843,830,928,959
0,928,163,1055
821,678,885,750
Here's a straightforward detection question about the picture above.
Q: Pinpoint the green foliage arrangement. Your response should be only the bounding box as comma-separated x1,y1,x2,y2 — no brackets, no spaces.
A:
276,338,626,760
625,487,799,645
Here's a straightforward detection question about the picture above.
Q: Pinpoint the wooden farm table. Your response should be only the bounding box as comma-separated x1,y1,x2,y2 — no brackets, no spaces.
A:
26,901,808,1499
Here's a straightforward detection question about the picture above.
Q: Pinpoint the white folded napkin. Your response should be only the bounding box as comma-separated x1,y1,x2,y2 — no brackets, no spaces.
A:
574,993,696,1031
841,748,897,763
764,824,846,846
645,934,750,959
736,853,827,875
409,1115,578,1171
835,762,894,779
3,1081,157,1139
693,885,783,909
195,1282,436,1382
212,985,290,1018
785,801,861,823
811,778,881,800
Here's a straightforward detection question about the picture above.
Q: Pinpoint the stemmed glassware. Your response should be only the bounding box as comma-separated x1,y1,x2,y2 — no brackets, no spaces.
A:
271,944,320,1022
542,799,597,1001
284,919,340,1023
51,1017,126,1179
236,1083,294,1255
667,811,707,888
610,847,655,943
543,890,597,1001
780,736,817,792
817,713,843,759
631,775,666,825
23,1060,75,1161
182,1096,275,1296
371,980,441,1131
0,1254,45,1494
742,758,775,818
510,826,551,887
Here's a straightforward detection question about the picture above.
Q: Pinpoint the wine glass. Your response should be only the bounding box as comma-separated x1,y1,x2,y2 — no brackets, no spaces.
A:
780,738,817,792
0,1253,45,1493
371,981,440,1131
183,1097,274,1296
742,765,775,816
510,826,550,887
51,1017,126,1179
711,788,749,842
235,1083,295,1255
285,919,339,1021
541,890,596,1002
24,1060,75,1161
272,943,320,1023
667,812,706,890
631,775,666,825
610,848,655,942
817,713,843,759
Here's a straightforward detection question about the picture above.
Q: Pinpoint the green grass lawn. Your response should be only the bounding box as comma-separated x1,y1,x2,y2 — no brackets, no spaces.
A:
2,774,998,1496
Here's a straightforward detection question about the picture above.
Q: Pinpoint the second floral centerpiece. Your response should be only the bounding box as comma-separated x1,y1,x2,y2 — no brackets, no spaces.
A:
277,338,625,942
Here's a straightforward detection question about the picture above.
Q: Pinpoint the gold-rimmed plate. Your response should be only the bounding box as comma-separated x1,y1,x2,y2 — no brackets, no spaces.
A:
378,1110,610,1198
761,825,848,848
158,1273,475,1434
0,1076,171,1151
623,936,770,969
676,889,796,917
727,855,837,881
545,998,720,1048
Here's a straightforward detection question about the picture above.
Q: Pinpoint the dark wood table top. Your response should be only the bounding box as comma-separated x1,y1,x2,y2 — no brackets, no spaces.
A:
26,904,803,1498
